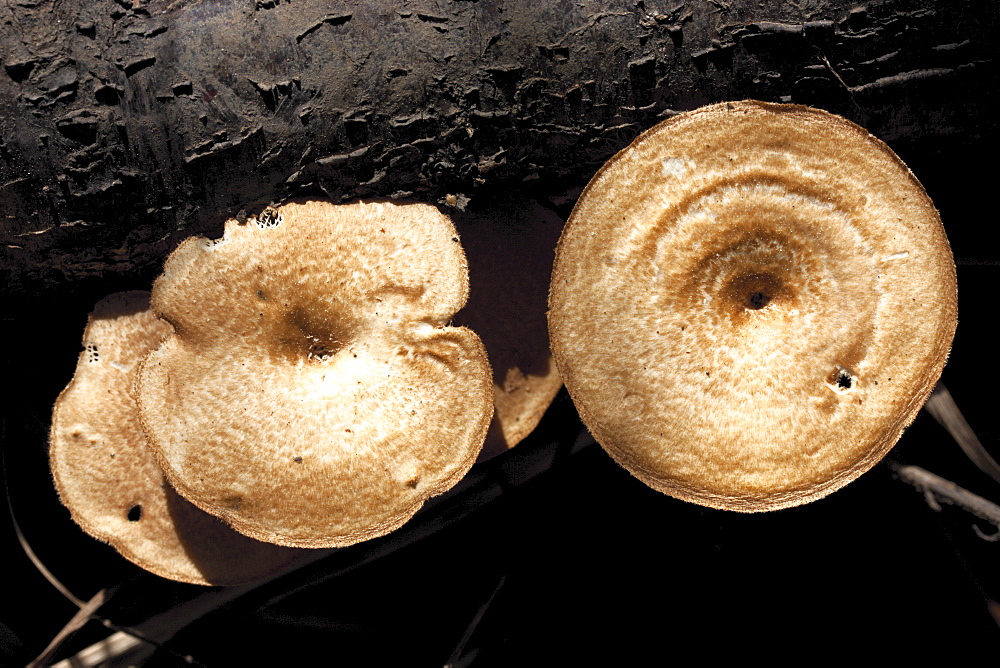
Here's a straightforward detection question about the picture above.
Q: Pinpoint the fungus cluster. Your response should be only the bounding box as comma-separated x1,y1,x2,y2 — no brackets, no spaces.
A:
51,200,501,579
548,100,957,511
51,101,957,584
50,292,307,585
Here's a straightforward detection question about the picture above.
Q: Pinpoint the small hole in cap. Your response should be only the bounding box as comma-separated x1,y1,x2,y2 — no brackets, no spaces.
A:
828,366,858,393
746,291,770,309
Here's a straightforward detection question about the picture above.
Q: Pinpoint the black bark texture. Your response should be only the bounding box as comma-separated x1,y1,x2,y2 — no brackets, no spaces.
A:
0,0,996,307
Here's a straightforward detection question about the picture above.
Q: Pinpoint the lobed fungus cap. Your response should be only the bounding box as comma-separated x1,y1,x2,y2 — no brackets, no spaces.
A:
50,292,307,585
137,200,494,547
548,100,957,512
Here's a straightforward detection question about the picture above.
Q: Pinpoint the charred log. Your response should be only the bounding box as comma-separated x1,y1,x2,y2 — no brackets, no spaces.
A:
0,0,996,307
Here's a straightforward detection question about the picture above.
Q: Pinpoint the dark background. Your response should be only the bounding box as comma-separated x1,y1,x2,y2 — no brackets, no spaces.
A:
4,122,998,668
2,0,998,665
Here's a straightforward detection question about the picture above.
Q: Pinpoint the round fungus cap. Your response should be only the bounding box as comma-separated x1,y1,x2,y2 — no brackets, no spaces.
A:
452,199,564,461
548,100,957,512
138,200,494,547
50,292,307,585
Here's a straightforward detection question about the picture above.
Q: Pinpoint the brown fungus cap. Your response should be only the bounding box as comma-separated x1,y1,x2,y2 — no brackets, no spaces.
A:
452,199,565,461
50,292,307,585
548,100,957,512
138,200,493,547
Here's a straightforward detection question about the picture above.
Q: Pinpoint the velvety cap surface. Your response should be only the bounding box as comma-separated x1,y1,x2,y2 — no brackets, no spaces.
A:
50,291,307,584
138,201,494,546
548,101,957,511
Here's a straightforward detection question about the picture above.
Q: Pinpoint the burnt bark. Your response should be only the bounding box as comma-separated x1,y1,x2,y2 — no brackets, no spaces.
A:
0,0,996,307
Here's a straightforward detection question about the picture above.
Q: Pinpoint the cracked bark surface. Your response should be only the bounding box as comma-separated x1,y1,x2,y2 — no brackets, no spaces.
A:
0,0,996,308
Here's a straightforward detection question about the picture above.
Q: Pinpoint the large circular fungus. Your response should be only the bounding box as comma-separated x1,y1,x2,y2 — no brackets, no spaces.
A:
548,101,958,512
137,200,494,547
50,292,307,584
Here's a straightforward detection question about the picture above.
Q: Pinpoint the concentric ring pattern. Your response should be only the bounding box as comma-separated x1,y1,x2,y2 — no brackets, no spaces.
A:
549,101,957,511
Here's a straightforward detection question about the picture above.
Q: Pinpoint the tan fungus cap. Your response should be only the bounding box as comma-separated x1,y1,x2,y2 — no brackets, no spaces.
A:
548,100,957,512
138,200,494,547
452,199,564,461
50,291,307,585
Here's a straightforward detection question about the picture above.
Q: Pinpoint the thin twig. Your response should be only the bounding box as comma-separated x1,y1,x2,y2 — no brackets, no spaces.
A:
924,383,1000,485
28,589,106,668
892,463,1000,538
48,553,330,668
4,435,85,609
445,574,507,668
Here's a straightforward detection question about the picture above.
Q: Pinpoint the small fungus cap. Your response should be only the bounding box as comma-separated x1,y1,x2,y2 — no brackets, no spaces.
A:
452,200,564,461
138,200,494,547
50,292,306,584
548,100,957,512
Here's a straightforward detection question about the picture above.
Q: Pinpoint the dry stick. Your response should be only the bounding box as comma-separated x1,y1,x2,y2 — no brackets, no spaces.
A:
892,464,1000,539
50,564,329,668
924,383,1000,485
4,430,109,664
444,574,507,668
28,590,106,668
897,385,1000,538
8,446,231,668
5,447,85,609
46,548,337,667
